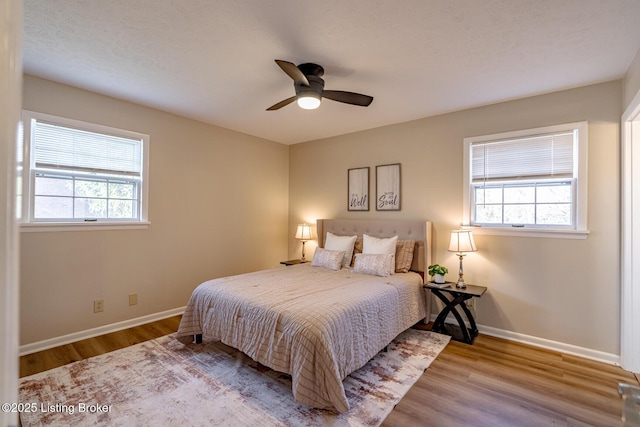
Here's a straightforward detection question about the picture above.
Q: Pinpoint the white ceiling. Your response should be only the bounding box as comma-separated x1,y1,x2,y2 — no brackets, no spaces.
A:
23,0,640,145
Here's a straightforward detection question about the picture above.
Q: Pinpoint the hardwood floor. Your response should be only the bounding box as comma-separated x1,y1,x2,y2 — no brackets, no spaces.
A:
383,334,639,427
20,316,181,378
20,317,638,426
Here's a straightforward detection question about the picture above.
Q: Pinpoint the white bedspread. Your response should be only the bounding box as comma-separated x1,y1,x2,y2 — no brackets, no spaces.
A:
175,264,426,413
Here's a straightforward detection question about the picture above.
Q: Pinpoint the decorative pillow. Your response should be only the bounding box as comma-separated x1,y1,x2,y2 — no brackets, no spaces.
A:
363,234,399,274
395,240,415,273
310,248,346,271
325,232,357,267
352,253,394,277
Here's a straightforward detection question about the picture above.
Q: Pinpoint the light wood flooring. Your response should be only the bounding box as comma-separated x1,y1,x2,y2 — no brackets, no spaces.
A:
20,316,639,426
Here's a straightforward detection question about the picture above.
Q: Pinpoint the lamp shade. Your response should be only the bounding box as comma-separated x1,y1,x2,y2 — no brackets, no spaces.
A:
295,224,313,241
448,230,477,253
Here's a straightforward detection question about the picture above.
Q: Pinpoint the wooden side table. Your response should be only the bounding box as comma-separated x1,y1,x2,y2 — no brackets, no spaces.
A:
425,282,487,344
280,259,308,266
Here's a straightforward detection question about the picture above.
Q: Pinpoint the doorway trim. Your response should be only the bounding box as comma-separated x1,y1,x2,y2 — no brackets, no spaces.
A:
0,0,22,425
621,88,640,373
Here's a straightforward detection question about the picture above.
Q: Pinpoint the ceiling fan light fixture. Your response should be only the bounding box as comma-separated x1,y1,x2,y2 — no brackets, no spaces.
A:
267,60,373,111
297,93,321,110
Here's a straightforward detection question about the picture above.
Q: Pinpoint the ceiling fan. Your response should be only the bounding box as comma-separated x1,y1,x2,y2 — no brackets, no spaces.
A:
266,60,374,111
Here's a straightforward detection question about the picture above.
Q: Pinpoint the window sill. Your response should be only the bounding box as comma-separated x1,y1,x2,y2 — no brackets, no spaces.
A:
20,221,150,232
461,226,589,239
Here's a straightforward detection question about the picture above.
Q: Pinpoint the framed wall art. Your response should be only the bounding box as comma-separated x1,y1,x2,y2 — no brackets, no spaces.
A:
376,163,401,211
348,167,369,211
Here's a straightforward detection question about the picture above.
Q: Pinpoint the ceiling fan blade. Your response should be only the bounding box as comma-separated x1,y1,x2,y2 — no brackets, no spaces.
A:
275,60,309,86
323,90,373,107
266,96,297,111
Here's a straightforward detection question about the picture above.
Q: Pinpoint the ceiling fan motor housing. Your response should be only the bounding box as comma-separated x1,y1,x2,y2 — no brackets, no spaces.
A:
295,74,325,100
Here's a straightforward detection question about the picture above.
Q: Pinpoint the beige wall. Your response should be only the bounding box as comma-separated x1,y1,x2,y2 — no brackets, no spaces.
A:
20,75,290,345
624,48,640,111
289,81,622,354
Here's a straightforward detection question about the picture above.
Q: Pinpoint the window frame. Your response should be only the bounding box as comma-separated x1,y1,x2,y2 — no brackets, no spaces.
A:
462,122,589,239
20,110,150,231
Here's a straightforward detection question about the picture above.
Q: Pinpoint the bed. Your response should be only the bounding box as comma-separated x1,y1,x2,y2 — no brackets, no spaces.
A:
175,219,433,413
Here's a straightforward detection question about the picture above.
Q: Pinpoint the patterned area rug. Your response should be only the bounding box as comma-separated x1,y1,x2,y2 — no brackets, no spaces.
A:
19,329,449,426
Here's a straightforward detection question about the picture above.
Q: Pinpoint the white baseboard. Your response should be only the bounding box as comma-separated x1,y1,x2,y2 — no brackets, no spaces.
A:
478,324,621,366
429,313,620,366
20,306,185,356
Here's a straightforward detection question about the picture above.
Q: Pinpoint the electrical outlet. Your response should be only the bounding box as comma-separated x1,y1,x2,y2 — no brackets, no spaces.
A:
465,298,475,311
94,299,104,313
129,293,138,306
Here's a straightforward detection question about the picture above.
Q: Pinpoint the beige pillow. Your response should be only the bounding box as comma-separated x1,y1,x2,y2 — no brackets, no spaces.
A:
350,237,364,266
352,253,393,277
325,232,357,267
363,234,398,275
395,240,415,273
310,248,346,271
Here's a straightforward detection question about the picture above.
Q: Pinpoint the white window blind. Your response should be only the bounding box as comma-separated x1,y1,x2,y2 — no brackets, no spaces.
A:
471,131,574,182
34,121,142,177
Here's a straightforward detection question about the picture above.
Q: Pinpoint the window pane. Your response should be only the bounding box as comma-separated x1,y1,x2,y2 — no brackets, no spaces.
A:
75,179,107,198
504,204,535,224
537,204,572,225
109,200,135,218
537,184,571,203
74,198,107,218
475,187,503,204
475,205,502,223
109,181,134,199
35,176,73,196
34,196,73,218
504,186,535,203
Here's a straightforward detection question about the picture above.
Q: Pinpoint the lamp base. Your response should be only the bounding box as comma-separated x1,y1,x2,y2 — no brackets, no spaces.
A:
300,241,307,262
456,253,467,288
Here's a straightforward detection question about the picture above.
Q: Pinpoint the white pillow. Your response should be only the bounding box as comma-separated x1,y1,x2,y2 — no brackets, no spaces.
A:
352,253,393,277
363,234,399,275
310,248,346,271
324,232,357,267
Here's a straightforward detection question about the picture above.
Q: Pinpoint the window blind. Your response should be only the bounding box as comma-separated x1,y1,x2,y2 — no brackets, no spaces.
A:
471,131,574,182
33,121,142,176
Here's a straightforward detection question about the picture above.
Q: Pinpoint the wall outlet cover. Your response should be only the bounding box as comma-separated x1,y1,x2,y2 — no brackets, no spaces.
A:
93,299,104,313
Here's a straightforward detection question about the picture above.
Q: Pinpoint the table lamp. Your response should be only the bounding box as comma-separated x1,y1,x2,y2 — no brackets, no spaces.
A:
448,230,477,288
295,224,313,261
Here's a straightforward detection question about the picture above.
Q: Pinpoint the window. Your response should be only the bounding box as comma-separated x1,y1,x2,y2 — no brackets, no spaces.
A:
21,111,149,229
463,122,588,238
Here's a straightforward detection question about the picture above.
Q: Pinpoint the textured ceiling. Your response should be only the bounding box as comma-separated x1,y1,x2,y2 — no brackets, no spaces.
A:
23,0,640,145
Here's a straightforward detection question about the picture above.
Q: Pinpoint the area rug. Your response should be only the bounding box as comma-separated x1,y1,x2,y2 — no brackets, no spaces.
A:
19,329,449,427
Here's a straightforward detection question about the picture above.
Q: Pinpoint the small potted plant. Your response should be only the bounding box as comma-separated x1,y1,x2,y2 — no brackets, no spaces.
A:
428,264,448,284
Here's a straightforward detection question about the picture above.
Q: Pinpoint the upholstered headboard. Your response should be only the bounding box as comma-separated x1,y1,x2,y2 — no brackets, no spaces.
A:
316,219,432,281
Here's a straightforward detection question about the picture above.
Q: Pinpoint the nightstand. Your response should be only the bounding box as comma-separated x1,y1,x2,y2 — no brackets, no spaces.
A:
425,282,487,344
280,259,308,266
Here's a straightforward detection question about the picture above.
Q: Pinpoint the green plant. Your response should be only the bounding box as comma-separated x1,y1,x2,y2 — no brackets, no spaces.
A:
428,264,448,276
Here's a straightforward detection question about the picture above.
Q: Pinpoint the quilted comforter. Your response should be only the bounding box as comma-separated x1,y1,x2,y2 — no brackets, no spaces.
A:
175,264,426,412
